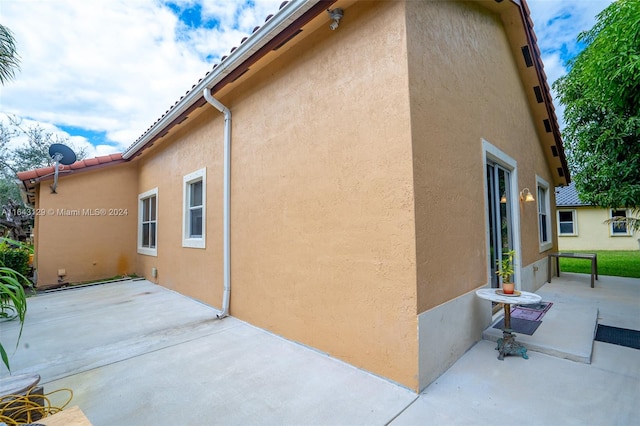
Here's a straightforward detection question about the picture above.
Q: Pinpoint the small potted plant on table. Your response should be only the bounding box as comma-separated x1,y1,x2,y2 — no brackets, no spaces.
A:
496,249,516,294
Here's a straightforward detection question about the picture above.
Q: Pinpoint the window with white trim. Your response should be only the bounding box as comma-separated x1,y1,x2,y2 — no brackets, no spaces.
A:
138,188,158,256
183,168,206,248
610,209,630,236
536,176,552,251
558,210,577,236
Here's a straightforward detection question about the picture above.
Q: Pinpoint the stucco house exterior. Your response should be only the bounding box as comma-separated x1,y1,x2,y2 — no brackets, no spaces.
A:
18,0,570,392
556,182,640,251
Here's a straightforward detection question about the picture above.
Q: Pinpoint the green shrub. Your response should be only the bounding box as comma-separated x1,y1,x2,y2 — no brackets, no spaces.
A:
0,238,31,280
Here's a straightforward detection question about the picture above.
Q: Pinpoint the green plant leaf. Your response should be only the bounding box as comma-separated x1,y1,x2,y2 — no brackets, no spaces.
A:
0,343,9,372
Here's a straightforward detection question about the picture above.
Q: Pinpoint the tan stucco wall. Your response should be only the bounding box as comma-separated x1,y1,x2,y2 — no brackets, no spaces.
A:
135,108,225,306
558,208,640,251
136,1,419,390
406,0,556,314
34,163,138,286
405,0,558,389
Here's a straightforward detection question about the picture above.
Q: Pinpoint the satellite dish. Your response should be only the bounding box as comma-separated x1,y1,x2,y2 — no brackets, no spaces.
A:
49,143,77,193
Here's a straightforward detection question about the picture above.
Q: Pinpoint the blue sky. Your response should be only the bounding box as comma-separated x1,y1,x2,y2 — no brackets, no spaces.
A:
0,0,613,159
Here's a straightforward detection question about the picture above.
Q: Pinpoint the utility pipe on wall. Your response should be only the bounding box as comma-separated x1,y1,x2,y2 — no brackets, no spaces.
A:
203,88,231,319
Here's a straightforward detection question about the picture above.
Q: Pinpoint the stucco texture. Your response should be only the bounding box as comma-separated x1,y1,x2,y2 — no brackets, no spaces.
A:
230,0,419,390
406,0,557,314
136,107,225,306
126,0,567,392
34,163,138,286
135,1,420,390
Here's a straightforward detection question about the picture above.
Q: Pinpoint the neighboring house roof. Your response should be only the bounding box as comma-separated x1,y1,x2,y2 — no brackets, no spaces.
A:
16,153,124,204
555,182,589,207
119,0,570,185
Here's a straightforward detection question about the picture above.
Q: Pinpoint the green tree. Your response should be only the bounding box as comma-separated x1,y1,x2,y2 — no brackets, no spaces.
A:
553,0,640,230
0,118,86,239
0,24,20,85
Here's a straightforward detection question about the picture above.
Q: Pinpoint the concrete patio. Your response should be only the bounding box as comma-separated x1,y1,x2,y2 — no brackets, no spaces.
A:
2,273,639,425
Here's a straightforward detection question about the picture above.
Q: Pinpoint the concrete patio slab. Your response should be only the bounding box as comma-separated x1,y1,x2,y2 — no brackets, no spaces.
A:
2,274,639,425
392,274,640,425
4,280,417,425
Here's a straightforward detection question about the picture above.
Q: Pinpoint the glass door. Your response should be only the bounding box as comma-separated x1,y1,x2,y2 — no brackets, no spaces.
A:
487,162,514,290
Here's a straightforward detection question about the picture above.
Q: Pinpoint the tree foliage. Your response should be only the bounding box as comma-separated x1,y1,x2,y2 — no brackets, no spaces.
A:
553,0,640,216
0,117,86,239
0,24,20,85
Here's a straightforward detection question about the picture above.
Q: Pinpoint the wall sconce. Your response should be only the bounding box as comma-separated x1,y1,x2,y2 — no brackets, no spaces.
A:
520,188,535,202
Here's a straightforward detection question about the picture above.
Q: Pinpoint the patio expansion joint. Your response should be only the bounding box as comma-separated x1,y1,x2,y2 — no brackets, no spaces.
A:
31,318,245,385
384,394,420,425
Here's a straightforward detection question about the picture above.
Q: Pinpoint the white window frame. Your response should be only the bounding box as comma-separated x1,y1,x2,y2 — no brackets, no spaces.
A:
557,209,578,236
536,176,553,252
138,187,158,256
482,139,523,290
610,209,631,236
183,168,206,248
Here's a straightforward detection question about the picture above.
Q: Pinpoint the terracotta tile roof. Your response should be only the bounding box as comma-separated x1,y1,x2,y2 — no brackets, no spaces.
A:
16,153,124,182
125,0,293,154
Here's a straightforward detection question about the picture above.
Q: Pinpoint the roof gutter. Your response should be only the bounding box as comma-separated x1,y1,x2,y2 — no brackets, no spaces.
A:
123,0,325,160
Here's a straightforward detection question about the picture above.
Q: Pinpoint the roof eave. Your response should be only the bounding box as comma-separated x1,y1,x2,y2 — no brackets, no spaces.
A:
123,0,332,160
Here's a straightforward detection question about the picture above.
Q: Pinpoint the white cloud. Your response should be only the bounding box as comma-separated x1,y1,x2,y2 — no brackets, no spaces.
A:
0,0,616,159
0,0,284,154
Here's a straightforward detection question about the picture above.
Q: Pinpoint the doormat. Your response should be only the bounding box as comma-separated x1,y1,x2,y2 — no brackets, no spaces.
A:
595,325,640,350
511,302,553,321
493,318,542,335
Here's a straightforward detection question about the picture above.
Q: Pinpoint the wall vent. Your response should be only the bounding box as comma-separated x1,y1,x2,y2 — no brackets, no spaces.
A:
521,46,534,67
543,119,552,133
533,86,544,103
557,167,565,177
551,145,559,157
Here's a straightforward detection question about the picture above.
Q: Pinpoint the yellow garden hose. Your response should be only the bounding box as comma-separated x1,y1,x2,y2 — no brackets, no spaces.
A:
0,387,73,425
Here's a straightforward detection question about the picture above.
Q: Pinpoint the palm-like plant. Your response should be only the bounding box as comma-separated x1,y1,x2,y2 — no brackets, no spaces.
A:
0,266,30,372
0,24,21,85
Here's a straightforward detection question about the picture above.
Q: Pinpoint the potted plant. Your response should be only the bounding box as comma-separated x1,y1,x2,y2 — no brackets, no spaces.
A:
496,249,516,294
1,266,30,372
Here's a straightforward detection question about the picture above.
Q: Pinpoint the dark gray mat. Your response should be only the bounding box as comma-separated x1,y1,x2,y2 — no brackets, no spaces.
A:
595,325,640,350
493,318,542,335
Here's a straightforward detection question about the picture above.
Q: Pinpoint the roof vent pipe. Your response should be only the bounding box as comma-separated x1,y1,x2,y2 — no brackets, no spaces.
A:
203,88,231,319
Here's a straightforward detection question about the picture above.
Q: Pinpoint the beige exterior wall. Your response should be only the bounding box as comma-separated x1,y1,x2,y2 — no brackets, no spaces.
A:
136,1,420,390
405,1,558,389
558,207,640,251
406,0,555,314
136,108,225,306
26,0,564,393
34,163,138,287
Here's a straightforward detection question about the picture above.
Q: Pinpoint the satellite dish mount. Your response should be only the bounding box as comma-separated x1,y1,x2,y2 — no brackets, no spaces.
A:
49,143,77,193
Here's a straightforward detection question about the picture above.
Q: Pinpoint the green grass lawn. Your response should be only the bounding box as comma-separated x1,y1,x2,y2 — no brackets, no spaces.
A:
559,250,640,279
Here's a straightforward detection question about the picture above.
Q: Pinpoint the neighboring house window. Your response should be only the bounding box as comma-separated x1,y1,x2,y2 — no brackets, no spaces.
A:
183,168,206,248
558,210,577,236
537,176,552,251
138,188,158,256
610,209,630,236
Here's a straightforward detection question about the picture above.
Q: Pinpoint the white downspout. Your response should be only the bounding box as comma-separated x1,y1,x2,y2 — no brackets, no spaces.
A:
203,88,231,319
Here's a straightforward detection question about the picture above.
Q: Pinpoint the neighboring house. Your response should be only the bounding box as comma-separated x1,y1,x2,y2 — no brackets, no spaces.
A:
556,182,640,251
17,0,570,392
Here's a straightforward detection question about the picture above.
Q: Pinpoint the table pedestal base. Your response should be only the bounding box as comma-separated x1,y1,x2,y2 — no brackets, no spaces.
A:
496,330,529,360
